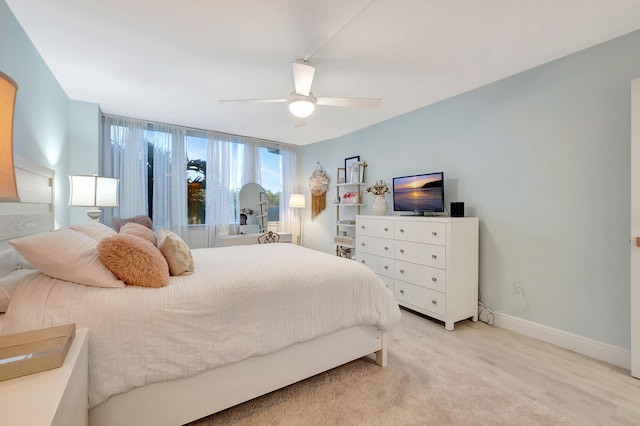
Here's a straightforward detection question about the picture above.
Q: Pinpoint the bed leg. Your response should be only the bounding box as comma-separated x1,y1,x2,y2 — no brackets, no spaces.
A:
375,332,388,367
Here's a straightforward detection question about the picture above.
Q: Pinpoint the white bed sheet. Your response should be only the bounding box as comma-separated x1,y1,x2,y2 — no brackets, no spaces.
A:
2,244,400,408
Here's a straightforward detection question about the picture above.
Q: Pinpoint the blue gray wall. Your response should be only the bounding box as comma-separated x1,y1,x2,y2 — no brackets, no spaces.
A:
1,0,70,226
300,30,640,350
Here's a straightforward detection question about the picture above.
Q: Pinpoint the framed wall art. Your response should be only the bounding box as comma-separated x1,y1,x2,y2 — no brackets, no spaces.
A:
344,155,360,183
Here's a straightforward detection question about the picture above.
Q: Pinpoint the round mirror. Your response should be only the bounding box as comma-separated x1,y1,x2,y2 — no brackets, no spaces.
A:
239,183,267,233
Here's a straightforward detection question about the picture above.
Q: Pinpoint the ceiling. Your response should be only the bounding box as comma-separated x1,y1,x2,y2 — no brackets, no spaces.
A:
7,0,640,146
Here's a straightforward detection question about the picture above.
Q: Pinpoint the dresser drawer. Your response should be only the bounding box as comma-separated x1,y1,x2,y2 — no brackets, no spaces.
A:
395,221,446,245
357,235,394,258
357,218,394,239
395,241,446,269
378,275,395,293
395,281,445,317
395,260,446,292
358,252,394,278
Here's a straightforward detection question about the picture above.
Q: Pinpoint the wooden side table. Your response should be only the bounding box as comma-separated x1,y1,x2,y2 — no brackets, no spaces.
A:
0,328,89,425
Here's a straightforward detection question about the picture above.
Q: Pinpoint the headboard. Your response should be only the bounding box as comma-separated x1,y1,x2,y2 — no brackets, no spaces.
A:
0,156,54,276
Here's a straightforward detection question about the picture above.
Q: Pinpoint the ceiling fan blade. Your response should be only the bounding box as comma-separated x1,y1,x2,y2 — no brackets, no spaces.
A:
292,61,315,96
219,98,287,103
316,97,381,109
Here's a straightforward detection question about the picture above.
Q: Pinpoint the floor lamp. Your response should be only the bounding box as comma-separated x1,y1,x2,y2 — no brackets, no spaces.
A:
289,193,305,245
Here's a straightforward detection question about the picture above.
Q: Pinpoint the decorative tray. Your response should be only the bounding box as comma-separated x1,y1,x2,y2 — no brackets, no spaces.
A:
0,323,75,381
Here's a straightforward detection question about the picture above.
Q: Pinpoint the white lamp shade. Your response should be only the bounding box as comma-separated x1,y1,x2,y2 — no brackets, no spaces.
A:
0,71,19,202
289,193,306,209
288,99,315,118
69,175,119,207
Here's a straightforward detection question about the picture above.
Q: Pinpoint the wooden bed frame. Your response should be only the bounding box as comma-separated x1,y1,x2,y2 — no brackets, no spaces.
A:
0,156,389,426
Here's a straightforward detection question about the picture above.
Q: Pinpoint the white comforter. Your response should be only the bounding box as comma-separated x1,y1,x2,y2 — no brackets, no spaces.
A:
2,244,400,408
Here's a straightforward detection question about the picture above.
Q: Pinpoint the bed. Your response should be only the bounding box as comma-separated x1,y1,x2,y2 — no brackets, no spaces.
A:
0,157,401,426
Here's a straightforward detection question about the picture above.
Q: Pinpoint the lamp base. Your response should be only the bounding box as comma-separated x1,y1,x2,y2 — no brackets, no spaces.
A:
86,209,102,221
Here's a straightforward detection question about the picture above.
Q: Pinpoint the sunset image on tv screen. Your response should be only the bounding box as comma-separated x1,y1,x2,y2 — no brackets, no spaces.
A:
393,174,443,211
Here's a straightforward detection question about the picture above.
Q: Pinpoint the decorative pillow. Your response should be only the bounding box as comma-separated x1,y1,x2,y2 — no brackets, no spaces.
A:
157,228,194,276
120,222,157,245
70,220,117,240
0,269,38,312
8,228,125,288
113,215,153,232
97,234,169,288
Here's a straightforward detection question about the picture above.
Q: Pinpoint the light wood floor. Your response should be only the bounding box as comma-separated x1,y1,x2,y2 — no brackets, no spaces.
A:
398,308,640,425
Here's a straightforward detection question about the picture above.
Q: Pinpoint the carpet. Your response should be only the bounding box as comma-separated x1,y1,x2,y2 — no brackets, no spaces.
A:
188,316,575,425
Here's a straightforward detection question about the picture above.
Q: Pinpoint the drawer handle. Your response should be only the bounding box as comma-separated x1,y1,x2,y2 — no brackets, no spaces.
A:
384,227,389,231
384,246,389,251
399,249,405,254
431,277,437,282
431,299,437,305
400,289,405,294
432,231,437,236
361,242,365,246
361,260,366,264
384,265,389,270
361,225,365,229
432,254,437,259
399,269,404,274
400,228,405,233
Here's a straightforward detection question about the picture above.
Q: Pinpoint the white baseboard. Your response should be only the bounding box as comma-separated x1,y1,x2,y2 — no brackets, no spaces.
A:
493,312,631,370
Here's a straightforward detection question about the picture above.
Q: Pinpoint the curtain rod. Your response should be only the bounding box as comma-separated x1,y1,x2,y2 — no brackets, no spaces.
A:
102,113,297,150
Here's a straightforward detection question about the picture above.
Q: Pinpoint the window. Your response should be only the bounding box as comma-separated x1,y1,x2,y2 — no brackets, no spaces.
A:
104,115,287,229
186,135,207,224
183,137,282,225
260,146,282,221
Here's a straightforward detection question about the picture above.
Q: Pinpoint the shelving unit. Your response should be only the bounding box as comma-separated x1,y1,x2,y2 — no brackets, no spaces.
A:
257,191,268,233
334,163,367,259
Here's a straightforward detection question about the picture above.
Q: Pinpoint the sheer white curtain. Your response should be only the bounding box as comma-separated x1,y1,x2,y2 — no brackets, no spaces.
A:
150,123,188,237
241,137,262,185
279,143,298,235
205,133,239,245
101,115,148,227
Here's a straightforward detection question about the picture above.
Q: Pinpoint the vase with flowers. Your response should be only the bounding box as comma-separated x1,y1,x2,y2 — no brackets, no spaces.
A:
366,180,390,216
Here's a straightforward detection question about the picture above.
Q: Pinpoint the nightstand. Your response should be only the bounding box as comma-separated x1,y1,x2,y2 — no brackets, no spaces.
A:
0,328,89,426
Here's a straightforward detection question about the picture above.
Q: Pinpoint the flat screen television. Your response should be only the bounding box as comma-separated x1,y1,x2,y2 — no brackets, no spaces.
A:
392,172,445,215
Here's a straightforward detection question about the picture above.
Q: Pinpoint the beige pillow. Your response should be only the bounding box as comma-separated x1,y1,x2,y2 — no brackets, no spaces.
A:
157,228,194,276
0,269,38,312
113,215,153,232
71,220,117,240
120,222,157,245
9,228,125,288
98,234,169,288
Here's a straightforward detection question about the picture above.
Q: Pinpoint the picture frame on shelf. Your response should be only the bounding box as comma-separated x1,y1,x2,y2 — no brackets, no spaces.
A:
344,155,360,183
337,167,346,184
358,162,366,183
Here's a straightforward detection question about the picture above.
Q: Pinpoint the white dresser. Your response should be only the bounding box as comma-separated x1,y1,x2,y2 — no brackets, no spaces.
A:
356,215,479,330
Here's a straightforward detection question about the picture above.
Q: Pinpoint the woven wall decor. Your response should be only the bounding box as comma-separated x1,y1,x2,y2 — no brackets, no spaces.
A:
308,163,329,221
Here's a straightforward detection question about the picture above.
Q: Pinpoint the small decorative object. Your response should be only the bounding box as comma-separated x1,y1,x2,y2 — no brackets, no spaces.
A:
333,196,341,204
308,162,329,221
342,192,359,204
218,225,229,236
344,156,360,183
366,180,390,216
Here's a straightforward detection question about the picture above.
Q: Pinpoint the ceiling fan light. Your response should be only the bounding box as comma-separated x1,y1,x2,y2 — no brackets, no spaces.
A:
288,98,315,118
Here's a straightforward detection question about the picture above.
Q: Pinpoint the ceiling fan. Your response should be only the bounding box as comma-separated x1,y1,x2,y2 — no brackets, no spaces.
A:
220,60,381,119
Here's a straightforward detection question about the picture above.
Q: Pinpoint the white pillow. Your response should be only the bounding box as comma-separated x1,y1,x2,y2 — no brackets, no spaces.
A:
157,228,194,276
9,228,125,288
0,269,38,312
70,220,117,240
